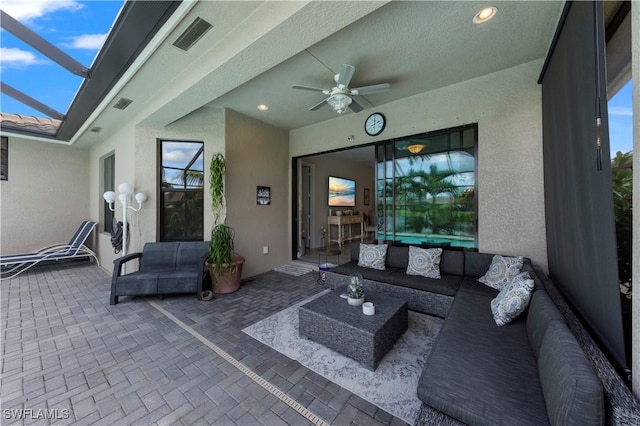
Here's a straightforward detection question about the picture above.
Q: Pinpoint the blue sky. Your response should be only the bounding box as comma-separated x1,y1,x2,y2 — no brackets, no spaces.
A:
0,0,123,116
608,80,634,156
0,1,634,157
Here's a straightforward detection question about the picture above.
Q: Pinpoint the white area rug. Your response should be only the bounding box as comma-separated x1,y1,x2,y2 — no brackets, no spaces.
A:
242,292,443,424
272,263,315,277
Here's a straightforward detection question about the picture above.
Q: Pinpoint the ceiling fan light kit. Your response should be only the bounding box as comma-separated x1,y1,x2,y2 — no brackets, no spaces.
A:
292,64,390,115
326,93,352,114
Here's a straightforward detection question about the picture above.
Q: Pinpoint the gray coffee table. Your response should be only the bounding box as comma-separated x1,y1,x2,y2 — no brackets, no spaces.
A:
298,290,408,370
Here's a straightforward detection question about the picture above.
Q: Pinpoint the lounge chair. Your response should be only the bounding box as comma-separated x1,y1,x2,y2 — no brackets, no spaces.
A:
0,221,99,280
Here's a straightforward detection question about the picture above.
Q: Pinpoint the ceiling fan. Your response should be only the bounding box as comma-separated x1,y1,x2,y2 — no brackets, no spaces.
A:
292,64,390,114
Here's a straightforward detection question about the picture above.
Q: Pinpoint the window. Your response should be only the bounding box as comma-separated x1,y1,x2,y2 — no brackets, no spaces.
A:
1,137,7,181
376,124,477,248
103,153,115,233
159,140,204,241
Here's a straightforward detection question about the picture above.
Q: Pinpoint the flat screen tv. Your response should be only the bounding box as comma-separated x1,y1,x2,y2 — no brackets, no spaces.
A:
328,176,356,207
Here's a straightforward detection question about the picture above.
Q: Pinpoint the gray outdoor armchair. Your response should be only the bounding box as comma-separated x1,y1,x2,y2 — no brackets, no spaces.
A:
110,241,209,305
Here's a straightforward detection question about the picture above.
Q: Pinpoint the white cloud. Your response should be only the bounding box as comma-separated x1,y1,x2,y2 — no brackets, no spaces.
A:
1,0,83,21
65,33,107,50
609,107,633,117
0,47,44,67
162,142,204,168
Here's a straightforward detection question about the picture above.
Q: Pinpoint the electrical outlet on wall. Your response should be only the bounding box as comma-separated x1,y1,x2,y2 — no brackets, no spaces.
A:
263,246,269,255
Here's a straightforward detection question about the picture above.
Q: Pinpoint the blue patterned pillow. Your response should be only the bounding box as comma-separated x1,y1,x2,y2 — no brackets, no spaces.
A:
478,255,524,290
358,244,388,270
406,246,442,279
491,271,535,326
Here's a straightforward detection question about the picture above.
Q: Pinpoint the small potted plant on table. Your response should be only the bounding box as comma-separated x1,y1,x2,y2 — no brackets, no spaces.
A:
347,274,364,306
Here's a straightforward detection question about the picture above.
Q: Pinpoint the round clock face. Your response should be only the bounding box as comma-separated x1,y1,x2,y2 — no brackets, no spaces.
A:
364,113,386,136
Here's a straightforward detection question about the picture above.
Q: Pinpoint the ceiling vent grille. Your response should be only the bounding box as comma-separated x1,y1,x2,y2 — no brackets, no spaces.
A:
113,97,133,110
172,17,213,51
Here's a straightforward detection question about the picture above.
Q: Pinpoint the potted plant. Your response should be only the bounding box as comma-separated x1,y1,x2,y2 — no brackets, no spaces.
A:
207,152,244,294
347,274,364,306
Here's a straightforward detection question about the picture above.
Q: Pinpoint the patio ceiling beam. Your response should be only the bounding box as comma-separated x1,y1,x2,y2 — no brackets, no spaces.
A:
0,82,65,120
0,10,89,78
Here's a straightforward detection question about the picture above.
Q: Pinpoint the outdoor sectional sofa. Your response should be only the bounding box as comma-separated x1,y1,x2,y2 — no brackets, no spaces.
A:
326,242,639,425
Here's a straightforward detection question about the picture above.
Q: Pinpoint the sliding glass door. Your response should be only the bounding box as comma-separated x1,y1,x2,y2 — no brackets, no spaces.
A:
376,124,477,248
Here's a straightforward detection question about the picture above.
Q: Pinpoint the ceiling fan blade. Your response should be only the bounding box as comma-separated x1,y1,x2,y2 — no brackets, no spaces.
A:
349,99,363,113
309,98,328,111
351,83,390,96
292,85,326,93
336,64,355,87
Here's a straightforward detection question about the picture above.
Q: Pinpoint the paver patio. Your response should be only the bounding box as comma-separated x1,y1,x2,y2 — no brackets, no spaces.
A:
1,262,409,425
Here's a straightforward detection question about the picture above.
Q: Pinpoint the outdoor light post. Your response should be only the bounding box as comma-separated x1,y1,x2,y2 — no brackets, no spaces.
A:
103,183,147,265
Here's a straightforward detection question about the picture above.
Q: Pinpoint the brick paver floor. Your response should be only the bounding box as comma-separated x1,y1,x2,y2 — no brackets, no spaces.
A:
1,262,409,425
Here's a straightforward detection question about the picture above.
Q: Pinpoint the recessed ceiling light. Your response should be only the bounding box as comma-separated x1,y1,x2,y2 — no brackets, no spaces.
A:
257,104,269,111
473,6,497,24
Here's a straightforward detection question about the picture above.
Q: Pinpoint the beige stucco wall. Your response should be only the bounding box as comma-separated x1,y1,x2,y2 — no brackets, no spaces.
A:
225,109,290,278
88,107,226,270
87,106,289,279
0,137,90,254
89,123,137,271
290,59,548,271
134,106,226,252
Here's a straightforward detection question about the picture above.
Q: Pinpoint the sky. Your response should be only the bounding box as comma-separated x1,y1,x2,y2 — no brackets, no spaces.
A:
0,0,124,116
0,1,634,158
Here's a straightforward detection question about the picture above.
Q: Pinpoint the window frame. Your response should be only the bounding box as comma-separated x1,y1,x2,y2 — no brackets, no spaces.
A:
157,139,205,242
102,152,115,233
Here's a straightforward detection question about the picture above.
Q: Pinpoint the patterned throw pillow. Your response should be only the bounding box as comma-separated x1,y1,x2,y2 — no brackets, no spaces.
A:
478,255,524,290
406,246,442,279
491,271,535,326
358,244,388,270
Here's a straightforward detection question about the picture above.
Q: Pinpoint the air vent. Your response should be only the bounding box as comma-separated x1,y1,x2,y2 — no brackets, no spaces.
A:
90,126,102,133
172,17,213,51
113,98,133,110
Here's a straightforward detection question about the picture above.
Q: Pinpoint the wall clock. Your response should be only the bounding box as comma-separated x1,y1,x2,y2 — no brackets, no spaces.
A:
364,113,386,136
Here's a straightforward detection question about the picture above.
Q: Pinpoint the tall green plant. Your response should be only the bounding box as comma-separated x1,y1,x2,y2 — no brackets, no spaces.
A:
208,153,236,272
209,223,235,274
209,152,226,225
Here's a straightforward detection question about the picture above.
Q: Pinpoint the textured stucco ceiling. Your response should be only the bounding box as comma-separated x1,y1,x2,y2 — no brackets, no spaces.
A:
74,1,565,146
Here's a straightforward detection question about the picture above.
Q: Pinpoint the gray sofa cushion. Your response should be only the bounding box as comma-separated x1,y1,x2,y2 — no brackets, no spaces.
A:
330,262,397,282
463,251,496,277
458,276,500,298
332,262,462,296
527,290,566,359
385,270,461,296
440,250,464,276
538,320,604,426
386,245,409,269
418,289,549,426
